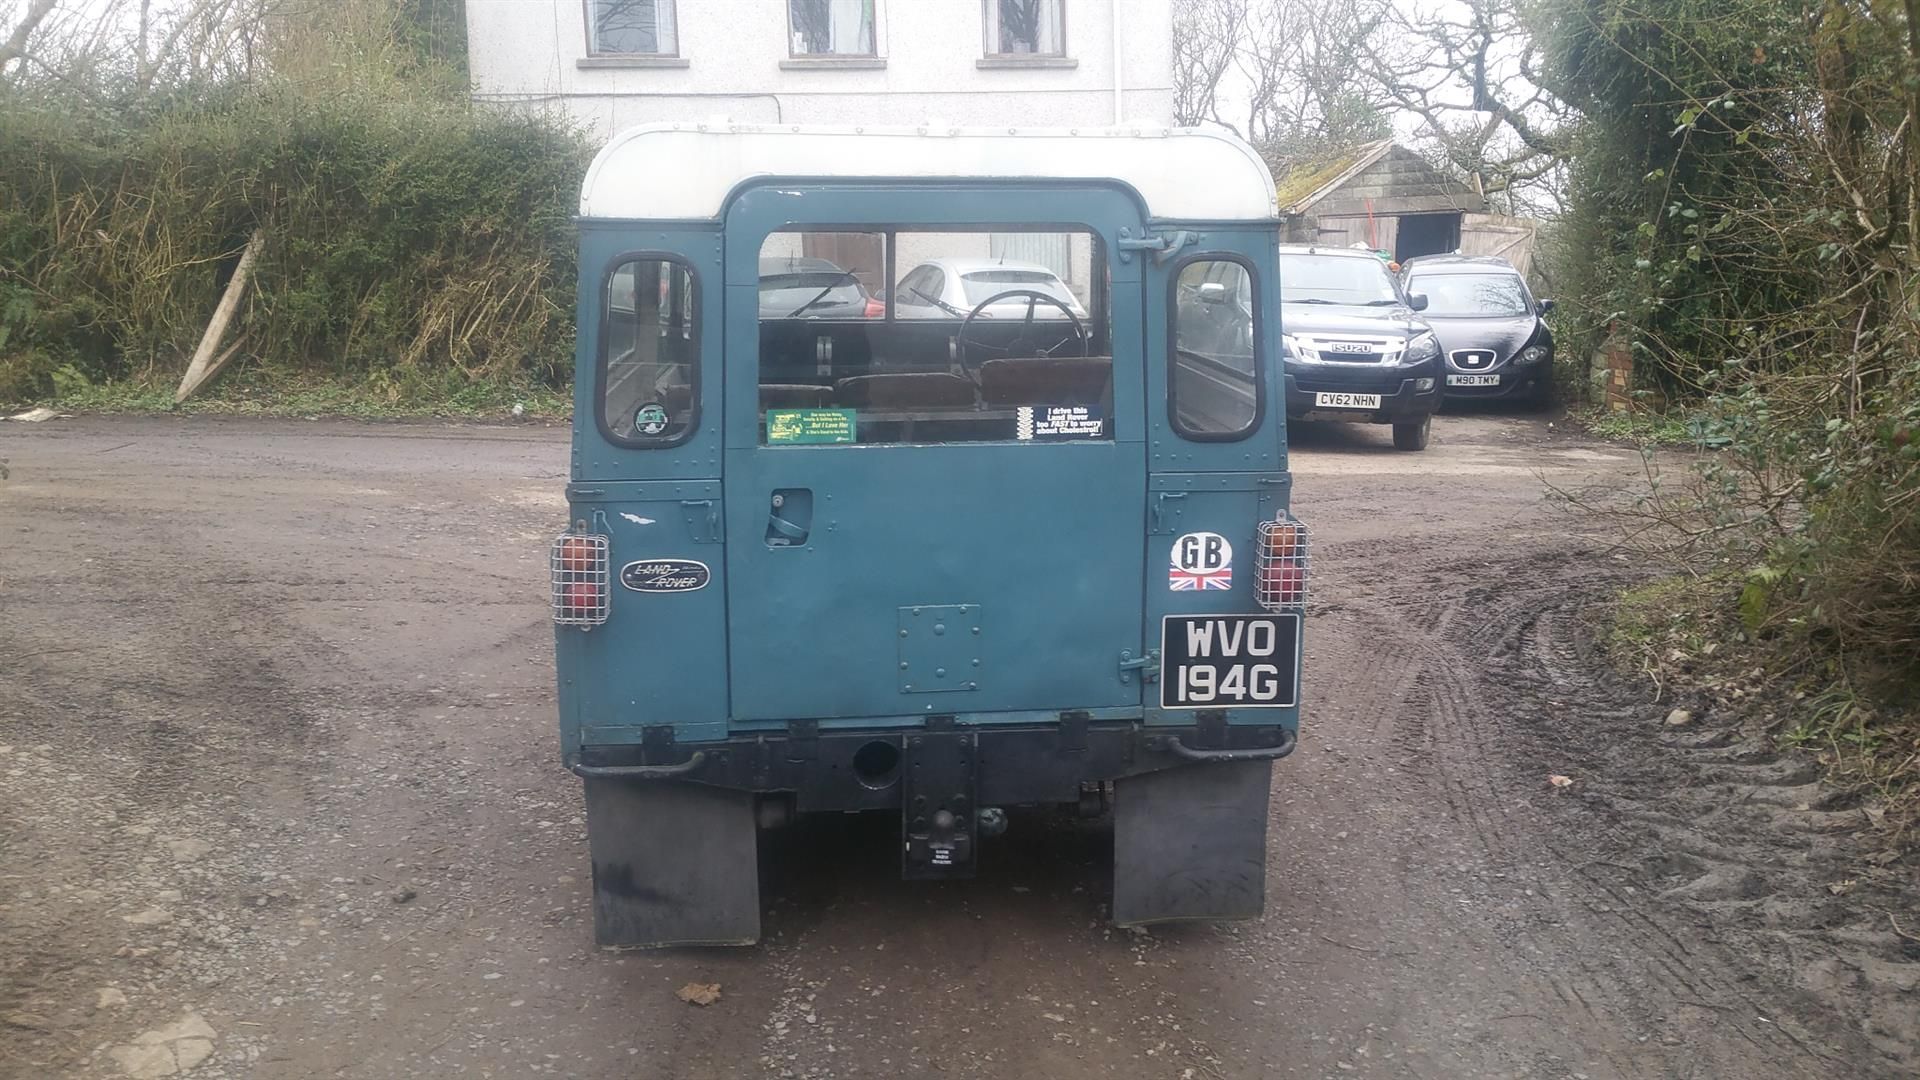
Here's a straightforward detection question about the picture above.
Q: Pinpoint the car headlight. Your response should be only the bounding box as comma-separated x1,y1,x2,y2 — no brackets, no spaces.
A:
1280,334,1300,359
1516,344,1552,365
1402,331,1441,365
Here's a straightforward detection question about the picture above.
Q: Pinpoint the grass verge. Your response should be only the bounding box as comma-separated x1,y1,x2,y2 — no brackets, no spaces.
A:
19,366,571,422
1604,573,1920,842
1572,405,1702,446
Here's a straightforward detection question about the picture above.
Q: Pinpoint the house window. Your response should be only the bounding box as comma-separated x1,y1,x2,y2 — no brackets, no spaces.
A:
789,0,876,57
983,0,1063,57
588,0,679,56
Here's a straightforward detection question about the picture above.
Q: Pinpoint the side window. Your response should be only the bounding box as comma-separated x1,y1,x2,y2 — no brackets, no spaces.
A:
601,257,697,445
1170,258,1259,440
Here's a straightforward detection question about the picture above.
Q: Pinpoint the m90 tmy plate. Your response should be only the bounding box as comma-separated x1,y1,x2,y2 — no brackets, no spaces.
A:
1312,392,1381,409
1160,614,1302,709
1447,374,1500,386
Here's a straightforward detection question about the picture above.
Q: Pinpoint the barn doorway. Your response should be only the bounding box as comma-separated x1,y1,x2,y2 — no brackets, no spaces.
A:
1394,213,1460,262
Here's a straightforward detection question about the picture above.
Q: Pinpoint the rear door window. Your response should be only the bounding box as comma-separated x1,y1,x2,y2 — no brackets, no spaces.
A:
755,227,1112,445
602,257,697,445
1170,257,1260,439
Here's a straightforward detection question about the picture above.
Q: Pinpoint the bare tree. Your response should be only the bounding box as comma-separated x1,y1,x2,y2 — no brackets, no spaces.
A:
1358,0,1573,209
1172,0,1243,127
0,0,61,82
1171,0,1392,160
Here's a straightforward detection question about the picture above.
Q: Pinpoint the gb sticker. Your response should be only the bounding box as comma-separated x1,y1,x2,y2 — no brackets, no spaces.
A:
1169,532,1234,591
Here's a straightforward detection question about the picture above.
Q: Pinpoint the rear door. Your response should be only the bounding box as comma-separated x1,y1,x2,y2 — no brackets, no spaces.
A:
1145,234,1299,726
721,184,1149,725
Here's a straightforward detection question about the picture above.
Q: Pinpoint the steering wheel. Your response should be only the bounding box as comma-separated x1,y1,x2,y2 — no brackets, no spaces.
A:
954,289,1090,368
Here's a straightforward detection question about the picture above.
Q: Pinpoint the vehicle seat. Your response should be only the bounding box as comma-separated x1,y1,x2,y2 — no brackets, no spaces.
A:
977,357,1112,406
759,383,835,409
833,373,978,409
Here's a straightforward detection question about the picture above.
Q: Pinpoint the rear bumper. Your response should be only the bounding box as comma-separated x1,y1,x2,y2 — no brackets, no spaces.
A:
1284,369,1442,423
572,718,1296,812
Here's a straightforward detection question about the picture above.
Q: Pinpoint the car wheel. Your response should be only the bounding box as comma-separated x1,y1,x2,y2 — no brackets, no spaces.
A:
1392,416,1431,451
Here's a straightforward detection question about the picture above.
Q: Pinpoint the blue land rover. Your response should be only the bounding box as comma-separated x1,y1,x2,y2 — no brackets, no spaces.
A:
550,124,1309,946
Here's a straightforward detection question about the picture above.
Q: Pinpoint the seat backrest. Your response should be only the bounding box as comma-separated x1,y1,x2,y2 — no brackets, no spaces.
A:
834,373,978,409
977,356,1113,406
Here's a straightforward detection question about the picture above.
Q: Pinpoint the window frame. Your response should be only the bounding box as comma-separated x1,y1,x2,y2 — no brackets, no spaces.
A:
583,0,680,58
754,224,1114,447
597,251,701,450
786,0,880,59
1166,251,1265,444
981,0,1066,59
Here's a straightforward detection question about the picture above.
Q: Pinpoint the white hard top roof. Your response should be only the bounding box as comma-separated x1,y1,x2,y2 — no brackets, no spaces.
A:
580,123,1278,222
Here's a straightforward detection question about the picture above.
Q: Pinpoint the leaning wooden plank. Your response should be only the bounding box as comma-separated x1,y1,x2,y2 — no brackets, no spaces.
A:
175,229,263,404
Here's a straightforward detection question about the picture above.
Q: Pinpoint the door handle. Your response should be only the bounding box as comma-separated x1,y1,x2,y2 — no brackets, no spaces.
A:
765,489,813,546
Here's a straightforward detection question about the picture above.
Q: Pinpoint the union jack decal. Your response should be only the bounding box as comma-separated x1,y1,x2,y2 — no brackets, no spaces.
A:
1168,568,1233,590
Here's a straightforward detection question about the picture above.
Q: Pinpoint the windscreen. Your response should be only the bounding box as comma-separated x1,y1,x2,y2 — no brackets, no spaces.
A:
759,258,873,317
756,228,1110,446
1280,253,1400,306
1407,272,1530,316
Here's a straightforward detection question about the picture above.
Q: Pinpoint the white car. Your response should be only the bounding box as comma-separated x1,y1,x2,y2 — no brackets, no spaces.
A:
893,258,1089,320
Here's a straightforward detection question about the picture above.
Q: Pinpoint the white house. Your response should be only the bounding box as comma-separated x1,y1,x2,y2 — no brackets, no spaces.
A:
463,0,1176,138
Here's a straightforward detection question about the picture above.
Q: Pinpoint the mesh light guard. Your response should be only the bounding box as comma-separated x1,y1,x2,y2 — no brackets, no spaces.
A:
550,533,610,627
1255,518,1309,611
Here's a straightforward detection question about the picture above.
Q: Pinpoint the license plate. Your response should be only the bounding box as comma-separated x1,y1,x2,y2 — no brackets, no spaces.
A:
1448,374,1501,386
1160,614,1302,709
1312,392,1381,409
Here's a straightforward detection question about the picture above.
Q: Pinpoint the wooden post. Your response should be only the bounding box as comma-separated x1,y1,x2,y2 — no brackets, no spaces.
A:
175,229,263,404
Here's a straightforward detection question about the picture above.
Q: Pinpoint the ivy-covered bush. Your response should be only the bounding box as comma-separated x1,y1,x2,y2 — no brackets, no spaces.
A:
0,85,587,402
1536,0,1920,695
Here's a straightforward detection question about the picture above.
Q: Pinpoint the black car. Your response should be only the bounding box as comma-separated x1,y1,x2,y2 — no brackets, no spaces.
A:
1399,254,1556,405
1274,246,1444,451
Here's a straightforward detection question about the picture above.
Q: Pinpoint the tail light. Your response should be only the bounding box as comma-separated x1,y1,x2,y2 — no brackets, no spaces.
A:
864,296,886,319
1256,517,1309,611
550,532,609,627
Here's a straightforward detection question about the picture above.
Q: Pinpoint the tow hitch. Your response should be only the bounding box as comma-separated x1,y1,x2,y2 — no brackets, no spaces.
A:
902,717,977,879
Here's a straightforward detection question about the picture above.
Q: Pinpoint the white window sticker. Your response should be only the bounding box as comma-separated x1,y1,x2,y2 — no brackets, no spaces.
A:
1169,531,1233,591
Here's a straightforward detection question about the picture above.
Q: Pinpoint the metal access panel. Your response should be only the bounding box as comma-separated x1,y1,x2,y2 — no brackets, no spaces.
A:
897,604,984,694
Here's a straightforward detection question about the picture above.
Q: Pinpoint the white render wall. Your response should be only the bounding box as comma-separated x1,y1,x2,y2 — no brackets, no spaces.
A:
466,0,1175,140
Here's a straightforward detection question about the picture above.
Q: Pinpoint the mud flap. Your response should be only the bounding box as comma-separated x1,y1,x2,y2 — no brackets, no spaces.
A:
1112,760,1273,926
582,778,760,947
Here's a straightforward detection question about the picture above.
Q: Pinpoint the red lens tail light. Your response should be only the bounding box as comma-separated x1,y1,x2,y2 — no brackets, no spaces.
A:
550,532,609,626
864,296,886,318
1256,517,1309,611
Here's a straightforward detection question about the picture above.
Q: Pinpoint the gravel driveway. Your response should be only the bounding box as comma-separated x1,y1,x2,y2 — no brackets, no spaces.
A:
1,413,1913,1079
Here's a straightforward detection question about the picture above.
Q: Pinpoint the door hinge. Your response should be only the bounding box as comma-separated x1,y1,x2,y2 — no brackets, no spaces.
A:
679,499,722,543
1118,649,1160,685
1116,228,1202,265
1150,490,1188,535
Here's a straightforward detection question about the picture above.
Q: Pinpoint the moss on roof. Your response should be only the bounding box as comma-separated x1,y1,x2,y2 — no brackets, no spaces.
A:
1268,141,1390,213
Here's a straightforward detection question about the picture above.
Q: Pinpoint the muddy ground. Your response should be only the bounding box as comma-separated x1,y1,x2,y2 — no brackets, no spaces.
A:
1,412,1914,1080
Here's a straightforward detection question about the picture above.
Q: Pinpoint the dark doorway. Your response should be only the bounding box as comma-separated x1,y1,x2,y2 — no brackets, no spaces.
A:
1395,213,1460,262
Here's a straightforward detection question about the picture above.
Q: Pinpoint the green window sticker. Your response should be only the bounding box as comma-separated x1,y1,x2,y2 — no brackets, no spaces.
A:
766,408,857,444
